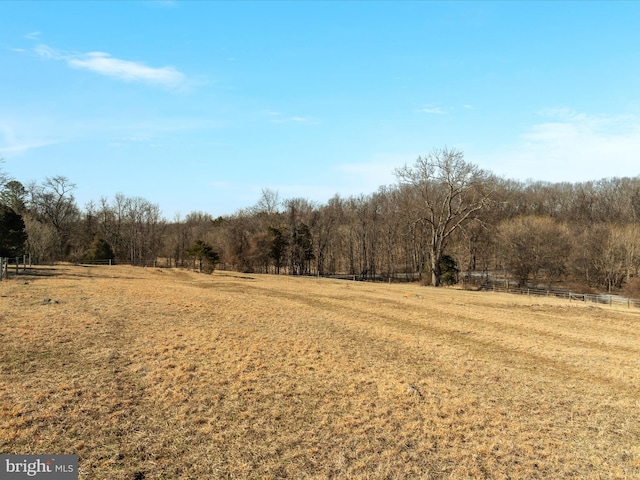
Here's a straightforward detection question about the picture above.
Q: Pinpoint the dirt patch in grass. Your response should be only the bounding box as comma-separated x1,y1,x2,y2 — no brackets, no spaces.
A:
2,265,640,478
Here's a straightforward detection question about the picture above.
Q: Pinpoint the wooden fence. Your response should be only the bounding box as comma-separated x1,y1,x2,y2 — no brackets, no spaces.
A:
79,259,114,266
0,257,160,278
0,255,31,281
479,283,640,309
2,257,638,309
79,259,158,267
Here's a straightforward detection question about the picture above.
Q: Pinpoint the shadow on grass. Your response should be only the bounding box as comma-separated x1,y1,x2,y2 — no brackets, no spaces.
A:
3,264,139,281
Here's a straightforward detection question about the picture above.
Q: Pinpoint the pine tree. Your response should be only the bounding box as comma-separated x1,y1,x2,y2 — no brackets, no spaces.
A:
186,240,220,273
0,204,28,258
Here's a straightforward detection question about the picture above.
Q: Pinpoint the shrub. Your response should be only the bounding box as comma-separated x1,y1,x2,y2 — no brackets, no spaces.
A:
439,255,459,286
84,236,115,262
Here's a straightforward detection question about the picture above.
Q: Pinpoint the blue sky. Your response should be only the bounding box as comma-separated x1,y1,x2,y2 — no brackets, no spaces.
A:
2,1,640,218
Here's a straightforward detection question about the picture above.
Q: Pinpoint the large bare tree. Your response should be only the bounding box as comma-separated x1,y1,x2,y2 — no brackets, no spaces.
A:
395,147,493,286
28,176,79,261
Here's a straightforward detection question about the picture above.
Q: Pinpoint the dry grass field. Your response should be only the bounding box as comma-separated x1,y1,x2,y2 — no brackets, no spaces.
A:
1,264,640,479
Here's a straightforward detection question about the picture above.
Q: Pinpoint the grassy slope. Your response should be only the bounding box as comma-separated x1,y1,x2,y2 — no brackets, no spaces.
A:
1,265,640,479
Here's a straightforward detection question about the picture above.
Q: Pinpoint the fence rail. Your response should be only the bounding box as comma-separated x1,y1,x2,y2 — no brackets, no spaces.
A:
479,283,640,308
0,256,31,281
79,259,115,265
79,259,159,267
3,258,639,309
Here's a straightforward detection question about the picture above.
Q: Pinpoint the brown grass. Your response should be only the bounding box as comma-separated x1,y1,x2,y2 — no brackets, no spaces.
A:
1,264,640,479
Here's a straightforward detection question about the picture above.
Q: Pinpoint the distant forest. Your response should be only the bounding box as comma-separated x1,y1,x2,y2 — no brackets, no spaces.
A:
2,148,640,294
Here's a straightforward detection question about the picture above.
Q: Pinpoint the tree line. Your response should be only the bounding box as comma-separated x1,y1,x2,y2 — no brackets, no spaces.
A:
2,149,640,294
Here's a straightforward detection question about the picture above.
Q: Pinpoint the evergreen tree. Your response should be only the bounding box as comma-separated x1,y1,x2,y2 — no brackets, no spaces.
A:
0,204,28,258
0,180,27,214
83,236,115,263
268,225,288,274
186,239,220,273
438,254,459,286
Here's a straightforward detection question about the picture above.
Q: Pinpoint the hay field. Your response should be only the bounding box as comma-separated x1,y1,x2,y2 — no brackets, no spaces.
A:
1,265,640,479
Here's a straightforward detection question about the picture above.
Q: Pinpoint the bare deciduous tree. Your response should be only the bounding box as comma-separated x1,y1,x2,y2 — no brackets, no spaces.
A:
498,216,571,287
28,176,79,261
254,188,281,216
395,148,493,286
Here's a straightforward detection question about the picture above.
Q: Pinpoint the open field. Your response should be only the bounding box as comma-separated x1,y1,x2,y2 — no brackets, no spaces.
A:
1,265,640,479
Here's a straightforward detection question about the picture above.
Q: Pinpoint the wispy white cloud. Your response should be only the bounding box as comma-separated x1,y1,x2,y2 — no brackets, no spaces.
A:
68,52,185,86
24,31,41,40
418,103,474,114
33,44,187,89
33,44,62,60
418,104,447,115
0,138,57,157
1,112,223,159
0,118,59,157
262,110,319,125
479,108,640,182
122,116,225,135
